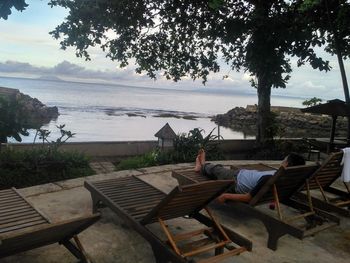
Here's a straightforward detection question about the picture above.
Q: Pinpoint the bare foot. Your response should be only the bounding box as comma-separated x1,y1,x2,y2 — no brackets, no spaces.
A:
194,155,202,172
194,149,206,173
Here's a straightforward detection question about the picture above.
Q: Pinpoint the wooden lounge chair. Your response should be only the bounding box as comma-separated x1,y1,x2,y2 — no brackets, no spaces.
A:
172,164,340,250
295,151,350,216
0,188,100,262
84,175,252,263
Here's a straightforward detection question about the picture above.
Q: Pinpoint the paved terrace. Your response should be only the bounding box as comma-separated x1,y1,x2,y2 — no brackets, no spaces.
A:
2,160,349,263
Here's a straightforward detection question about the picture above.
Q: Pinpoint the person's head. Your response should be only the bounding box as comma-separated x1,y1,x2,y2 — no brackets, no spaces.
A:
281,153,305,168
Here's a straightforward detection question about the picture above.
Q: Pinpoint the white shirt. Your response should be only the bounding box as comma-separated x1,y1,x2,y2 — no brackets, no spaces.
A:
341,148,350,182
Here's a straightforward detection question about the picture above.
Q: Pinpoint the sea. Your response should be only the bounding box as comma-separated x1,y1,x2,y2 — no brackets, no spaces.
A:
0,76,305,143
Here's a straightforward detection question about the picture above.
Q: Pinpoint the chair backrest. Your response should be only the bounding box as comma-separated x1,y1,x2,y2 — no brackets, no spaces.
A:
249,164,319,206
0,188,50,235
141,180,234,224
0,214,100,258
306,151,344,190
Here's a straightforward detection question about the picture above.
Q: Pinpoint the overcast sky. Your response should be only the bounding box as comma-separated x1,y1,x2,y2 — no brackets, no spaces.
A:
0,1,349,100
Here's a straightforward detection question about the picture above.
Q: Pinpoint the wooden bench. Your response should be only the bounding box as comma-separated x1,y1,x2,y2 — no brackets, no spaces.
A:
172,164,340,250
295,151,350,216
0,188,100,262
85,176,252,263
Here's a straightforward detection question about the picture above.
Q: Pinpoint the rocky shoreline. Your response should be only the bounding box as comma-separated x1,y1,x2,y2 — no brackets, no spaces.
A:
0,87,59,128
212,105,347,138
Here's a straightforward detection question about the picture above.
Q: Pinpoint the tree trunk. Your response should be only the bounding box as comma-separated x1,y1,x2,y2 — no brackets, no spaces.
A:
256,76,272,145
335,46,350,143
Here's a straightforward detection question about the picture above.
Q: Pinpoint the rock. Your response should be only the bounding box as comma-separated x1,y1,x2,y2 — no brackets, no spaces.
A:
212,105,347,138
0,86,59,128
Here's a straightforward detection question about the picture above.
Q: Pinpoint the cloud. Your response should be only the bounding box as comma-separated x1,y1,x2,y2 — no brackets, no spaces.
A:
0,60,49,74
0,60,144,82
0,58,347,100
53,61,85,75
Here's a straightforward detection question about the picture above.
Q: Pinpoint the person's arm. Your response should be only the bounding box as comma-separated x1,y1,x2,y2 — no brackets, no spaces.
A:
216,192,252,203
216,175,272,204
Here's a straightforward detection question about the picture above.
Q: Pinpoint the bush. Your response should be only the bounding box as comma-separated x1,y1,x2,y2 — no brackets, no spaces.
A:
115,128,224,170
0,148,93,189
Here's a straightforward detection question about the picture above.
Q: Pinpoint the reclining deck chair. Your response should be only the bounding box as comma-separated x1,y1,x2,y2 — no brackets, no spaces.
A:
172,164,340,250
84,175,252,263
295,151,350,216
0,188,100,262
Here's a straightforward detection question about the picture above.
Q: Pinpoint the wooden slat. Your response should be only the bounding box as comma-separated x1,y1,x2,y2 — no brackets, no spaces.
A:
0,188,49,236
0,212,44,225
142,180,234,224
0,219,48,234
197,247,247,263
0,214,100,258
90,176,163,221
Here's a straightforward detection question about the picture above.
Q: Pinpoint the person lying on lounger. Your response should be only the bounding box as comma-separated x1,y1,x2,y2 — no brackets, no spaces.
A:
194,149,305,203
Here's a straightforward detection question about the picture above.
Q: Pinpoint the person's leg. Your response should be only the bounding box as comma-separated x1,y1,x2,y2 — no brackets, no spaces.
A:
201,163,239,180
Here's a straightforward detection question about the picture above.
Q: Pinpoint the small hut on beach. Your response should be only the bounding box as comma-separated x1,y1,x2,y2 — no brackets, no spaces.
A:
155,123,176,149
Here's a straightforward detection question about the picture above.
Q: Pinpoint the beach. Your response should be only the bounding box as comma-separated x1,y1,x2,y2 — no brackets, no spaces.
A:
0,76,305,142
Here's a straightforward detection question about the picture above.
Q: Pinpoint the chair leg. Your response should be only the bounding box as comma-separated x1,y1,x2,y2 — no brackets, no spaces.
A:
91,194,105,213
151,245,171,263
61,238,88,263
263,223,287,251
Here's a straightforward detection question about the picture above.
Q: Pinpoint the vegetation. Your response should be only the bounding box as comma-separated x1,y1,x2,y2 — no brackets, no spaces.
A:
301,0,350,102
0,125,93,189
47,0,341,145
116,128,223,170
0,0,28,19
0,148,93,189
302,97,323,107
0,95,30,148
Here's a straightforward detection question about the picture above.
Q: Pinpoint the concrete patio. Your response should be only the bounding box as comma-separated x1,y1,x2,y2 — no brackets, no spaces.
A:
2,160,350,263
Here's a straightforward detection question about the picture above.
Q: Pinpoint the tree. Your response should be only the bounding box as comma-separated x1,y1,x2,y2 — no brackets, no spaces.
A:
0,0,28,20
301,0,350,140
49,0,330,144
301,0,350,99
302,97,323,106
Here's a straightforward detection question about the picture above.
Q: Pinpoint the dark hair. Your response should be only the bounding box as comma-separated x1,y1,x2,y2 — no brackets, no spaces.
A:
286,153,305,167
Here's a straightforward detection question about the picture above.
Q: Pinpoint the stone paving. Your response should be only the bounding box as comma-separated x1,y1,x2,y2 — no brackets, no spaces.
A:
89,161,116,174
2,160,350,263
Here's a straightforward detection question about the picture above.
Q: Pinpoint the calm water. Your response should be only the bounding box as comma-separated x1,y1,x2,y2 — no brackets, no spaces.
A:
0,77,304,142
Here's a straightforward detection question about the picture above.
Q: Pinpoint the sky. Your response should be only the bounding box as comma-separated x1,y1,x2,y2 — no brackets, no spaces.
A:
0,1,349,100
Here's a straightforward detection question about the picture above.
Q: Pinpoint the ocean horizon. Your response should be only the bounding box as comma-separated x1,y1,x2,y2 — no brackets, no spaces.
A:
0,76,305,143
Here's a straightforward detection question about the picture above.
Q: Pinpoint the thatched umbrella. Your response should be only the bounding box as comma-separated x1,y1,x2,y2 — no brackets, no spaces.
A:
301,99,350,152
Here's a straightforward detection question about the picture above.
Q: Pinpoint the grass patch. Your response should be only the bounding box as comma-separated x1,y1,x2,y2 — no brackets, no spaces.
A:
115,152,158,171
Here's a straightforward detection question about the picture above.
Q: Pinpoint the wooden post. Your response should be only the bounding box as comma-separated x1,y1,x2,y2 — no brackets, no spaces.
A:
329,115,337,153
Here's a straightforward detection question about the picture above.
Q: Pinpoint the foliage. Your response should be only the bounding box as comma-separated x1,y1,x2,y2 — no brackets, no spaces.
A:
300,0,350,59
302,97,323,106
34,124,76,152
115,128,223,170
0,148,93,189
299,0,350,103
0,124,92,189
48,0,335,144
171,128,223,162
0,95,29,145
0,0,28,20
